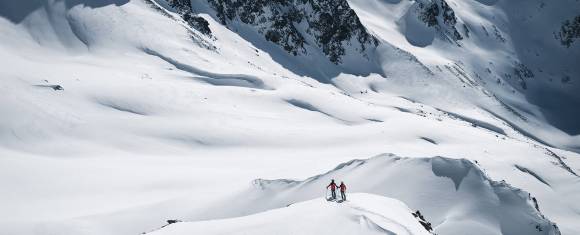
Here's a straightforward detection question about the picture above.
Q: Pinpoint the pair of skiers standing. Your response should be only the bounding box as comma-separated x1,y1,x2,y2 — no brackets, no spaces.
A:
327,179,347,201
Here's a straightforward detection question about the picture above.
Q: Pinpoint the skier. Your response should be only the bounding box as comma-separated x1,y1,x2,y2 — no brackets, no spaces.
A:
327,179,338,200
339,181,347,201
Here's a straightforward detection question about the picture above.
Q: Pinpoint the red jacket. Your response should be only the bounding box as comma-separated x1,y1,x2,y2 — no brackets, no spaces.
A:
339,183,346,192
327,182,337,190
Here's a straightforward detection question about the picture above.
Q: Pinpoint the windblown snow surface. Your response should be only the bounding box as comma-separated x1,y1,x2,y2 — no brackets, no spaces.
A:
0,0,579,235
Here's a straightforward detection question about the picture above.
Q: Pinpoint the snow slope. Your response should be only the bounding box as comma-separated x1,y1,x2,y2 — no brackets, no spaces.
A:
148,194,432,235
348,0,580,150
0,0,579,235
178,154,562,235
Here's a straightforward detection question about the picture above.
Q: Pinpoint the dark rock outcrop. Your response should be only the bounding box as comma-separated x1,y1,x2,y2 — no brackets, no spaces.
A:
168,0,190,13
183,13,212,36
205,0,379,64
34,84,64,91
558,15,580,47
418,0,463,42
168,0,213,36
412,210,434,233
513,61,534,90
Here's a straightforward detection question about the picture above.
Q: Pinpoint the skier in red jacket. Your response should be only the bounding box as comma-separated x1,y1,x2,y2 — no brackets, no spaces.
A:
339,181,347,201
327,179,338,200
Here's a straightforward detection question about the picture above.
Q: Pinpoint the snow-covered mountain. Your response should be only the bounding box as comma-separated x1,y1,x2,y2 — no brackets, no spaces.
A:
0,0,579,235
348,0,580,142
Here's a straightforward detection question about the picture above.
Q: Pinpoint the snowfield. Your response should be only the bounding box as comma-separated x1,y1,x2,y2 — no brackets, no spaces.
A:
0,0,579,235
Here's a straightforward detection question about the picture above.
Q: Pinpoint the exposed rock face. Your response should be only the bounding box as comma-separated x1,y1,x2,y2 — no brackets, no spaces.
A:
205,0,379,64
513,61,534,90
168,0,213,36
558,15,580,47
168,0,190,13
183,14,212,36
417,0,463,42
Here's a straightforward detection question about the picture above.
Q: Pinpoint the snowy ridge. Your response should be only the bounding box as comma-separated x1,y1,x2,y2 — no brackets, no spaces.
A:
148,194,432,235
144,154,561,235
222,154,560,235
